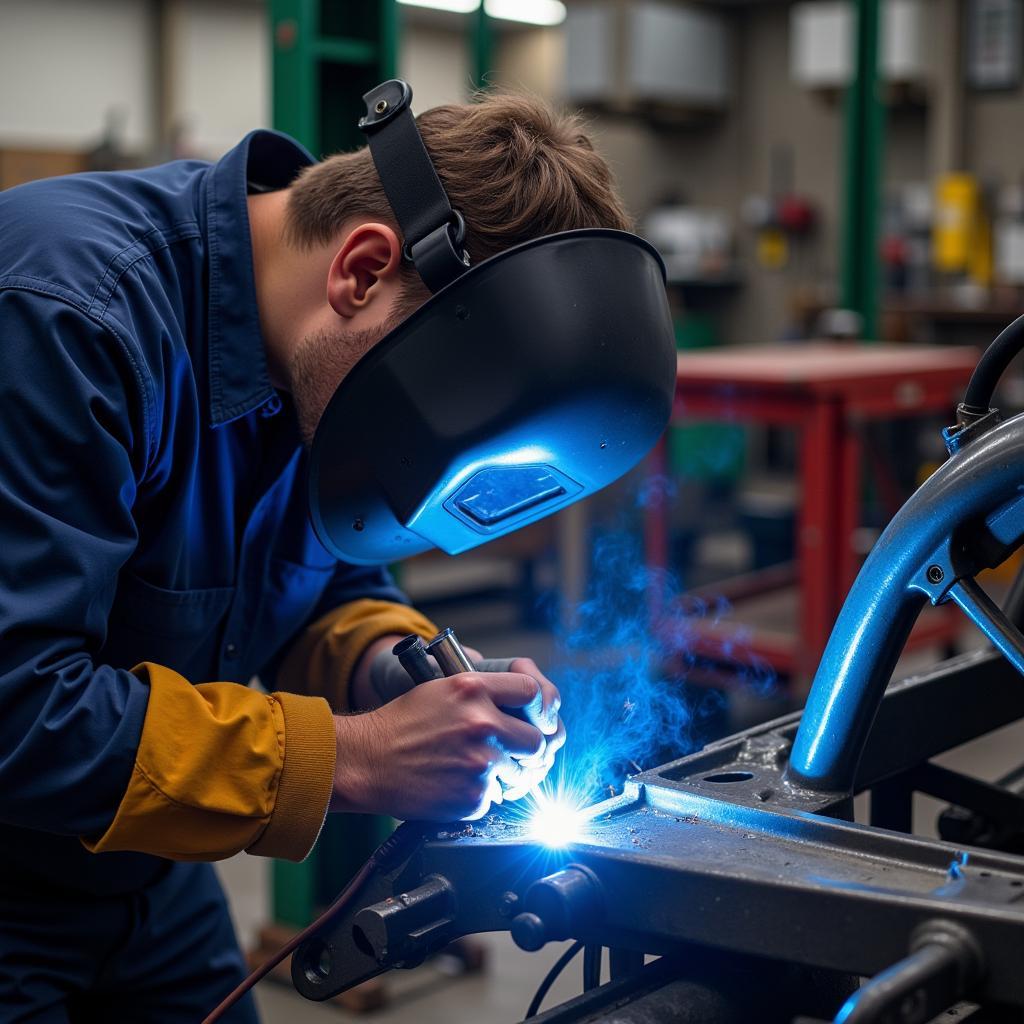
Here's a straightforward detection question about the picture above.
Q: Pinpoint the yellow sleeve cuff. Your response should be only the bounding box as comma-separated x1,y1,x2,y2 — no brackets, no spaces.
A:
276,598,438,710
82,663,335,863
247,690,336,860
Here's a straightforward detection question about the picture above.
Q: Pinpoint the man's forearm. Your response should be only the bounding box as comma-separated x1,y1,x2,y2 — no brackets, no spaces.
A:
275,600,439,710
350,633,407,710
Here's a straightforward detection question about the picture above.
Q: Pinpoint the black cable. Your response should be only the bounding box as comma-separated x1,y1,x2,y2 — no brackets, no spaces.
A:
525,940,584,1020
962,311,1024,414
582,944,602,991
201,821,428,1024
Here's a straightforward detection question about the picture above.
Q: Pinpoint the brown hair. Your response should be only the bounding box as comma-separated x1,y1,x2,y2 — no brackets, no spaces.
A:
286,91,632,297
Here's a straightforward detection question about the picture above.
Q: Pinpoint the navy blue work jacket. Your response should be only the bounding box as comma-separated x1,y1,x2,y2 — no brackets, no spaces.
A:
0,131,404,891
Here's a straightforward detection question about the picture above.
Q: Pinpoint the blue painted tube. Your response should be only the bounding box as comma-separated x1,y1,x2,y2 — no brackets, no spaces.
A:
789,410,1024,792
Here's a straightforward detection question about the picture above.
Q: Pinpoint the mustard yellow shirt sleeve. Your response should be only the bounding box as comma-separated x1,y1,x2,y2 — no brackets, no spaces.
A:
82,663,336,863
83,600,433,865
275,598,438,710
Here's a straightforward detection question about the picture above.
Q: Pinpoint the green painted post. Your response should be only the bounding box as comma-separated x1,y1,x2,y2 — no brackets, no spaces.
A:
471,3,493,91
839,0,884,341
269,0,319,153
381,0,400,81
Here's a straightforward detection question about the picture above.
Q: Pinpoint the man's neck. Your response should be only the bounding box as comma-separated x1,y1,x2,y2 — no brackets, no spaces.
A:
247,189,331,390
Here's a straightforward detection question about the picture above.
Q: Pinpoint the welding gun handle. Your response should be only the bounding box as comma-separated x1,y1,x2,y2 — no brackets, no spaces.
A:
393,630,532,725
425,627,475,677
391,628,475,688
392,634,438,685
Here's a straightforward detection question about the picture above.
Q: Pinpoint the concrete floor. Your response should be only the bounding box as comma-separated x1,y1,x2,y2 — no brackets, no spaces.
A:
216,607,1024,1023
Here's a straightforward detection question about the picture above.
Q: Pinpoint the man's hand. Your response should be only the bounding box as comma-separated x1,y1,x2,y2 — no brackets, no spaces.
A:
332,670,549,821
499,657,565,800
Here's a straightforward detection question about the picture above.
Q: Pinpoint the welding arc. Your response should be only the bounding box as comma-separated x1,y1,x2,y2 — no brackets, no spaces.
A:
525,940,584,1019
200,822,427,1024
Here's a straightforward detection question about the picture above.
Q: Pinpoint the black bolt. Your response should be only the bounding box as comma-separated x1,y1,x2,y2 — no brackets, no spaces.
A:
927,565,945,584
498,891,519,917
511,912,547,951
353,517,365,532
455,305,470,321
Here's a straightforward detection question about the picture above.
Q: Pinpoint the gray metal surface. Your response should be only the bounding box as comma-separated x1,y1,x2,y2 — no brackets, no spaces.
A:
293,652,1024,1013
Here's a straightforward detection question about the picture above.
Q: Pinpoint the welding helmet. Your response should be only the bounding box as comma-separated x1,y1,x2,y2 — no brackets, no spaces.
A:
308,80,676,565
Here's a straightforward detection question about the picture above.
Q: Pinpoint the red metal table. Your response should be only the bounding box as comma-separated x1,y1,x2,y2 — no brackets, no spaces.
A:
646,343,980,688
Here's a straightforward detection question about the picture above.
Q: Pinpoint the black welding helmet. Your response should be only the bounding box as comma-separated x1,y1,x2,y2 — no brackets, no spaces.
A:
308,80,676,565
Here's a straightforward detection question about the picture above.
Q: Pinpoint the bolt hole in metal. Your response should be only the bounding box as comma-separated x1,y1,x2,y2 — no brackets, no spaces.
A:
703,771,755,783
302,941,333,985
927,564,945,584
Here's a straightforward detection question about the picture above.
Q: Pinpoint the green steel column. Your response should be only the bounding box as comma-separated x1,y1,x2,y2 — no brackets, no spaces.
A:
471,3,493,91
269,0,319,153
839,0,884,341
380,0,399,80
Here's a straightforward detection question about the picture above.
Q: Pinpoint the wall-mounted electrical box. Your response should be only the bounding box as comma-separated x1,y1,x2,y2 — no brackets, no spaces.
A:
566,0,731,113
790,0,926,89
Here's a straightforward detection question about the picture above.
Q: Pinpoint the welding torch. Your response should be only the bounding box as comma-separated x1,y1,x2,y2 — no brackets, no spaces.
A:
382,626,554,805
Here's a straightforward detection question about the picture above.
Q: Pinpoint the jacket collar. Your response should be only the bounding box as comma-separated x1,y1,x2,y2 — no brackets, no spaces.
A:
204,129,315,427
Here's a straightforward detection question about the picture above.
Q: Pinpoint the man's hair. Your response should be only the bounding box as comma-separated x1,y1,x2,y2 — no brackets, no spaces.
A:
286,91,632,298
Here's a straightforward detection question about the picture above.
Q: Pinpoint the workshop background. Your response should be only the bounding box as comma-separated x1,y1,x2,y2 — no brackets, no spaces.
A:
5,0,1024,1020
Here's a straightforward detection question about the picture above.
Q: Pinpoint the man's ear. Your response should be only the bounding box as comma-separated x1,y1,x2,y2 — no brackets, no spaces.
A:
326,223,402,318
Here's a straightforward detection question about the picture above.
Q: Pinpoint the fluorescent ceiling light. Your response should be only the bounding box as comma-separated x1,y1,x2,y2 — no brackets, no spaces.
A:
397,0,480,14
398,0,567,26
484,0,566,25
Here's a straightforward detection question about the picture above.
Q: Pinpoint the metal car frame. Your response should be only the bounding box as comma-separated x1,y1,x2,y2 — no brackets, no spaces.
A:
292,410,1024,1024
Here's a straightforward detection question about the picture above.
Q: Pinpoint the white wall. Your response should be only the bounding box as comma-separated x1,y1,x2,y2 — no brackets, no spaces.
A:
0,0,269,157
399,22,471,110
169,0,269,155
0,1,557,156
0,0,155,149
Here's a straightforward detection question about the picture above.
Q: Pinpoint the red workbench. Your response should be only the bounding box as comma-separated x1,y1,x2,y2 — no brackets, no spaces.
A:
646,343,980,688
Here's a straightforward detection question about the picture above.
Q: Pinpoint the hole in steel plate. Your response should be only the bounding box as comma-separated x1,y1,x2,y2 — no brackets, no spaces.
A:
302,940,333,985
703,771,754,784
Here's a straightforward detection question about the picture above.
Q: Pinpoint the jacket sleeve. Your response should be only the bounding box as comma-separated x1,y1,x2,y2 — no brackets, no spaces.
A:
275,599,439,710
0,288,333,862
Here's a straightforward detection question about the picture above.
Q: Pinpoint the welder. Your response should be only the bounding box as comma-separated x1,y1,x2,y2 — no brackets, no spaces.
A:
0,87,639,1021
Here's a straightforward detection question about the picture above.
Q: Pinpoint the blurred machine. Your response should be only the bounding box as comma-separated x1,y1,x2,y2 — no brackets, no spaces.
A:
288,317,1024,1022
643,204,734,283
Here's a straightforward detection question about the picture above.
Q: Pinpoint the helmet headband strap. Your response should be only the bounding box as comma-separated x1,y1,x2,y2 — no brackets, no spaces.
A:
358,79,471,293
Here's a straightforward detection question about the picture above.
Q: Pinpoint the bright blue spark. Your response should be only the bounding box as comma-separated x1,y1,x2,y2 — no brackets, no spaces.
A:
526,791,592,848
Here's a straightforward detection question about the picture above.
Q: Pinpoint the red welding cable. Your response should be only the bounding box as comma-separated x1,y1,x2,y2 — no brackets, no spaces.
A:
201,822,426,1024
200,858,375,1024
